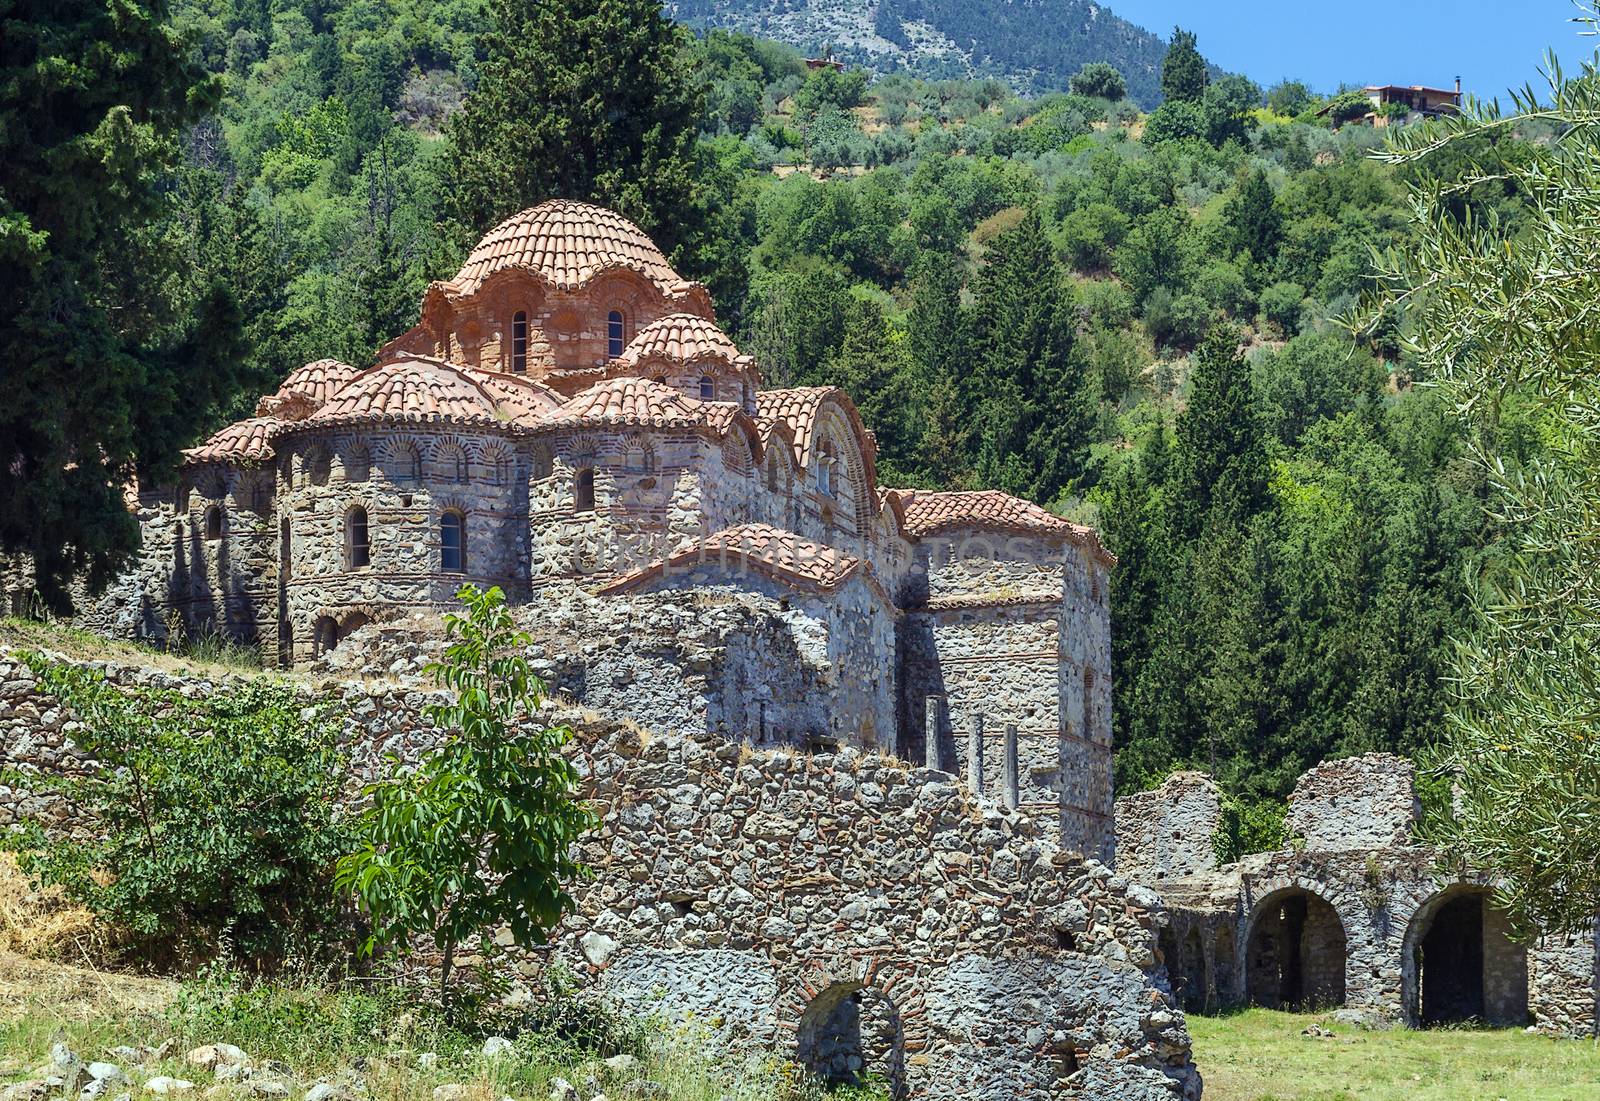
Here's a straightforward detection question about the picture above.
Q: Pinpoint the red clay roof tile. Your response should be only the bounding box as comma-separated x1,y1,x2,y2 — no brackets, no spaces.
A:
448,200,689,297
600,523,866,596
184,417,283,464
888,489,1115,563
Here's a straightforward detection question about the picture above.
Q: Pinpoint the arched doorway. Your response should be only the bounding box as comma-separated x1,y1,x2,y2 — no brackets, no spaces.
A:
1404,886,1528,1027
311,615,338,658
1245,888,1347,1011
795,982,905,1098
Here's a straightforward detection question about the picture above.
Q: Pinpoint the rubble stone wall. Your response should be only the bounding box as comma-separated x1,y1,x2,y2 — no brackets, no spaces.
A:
1114,772,1223,885
0,646,1199,1101
1287,754,1419,851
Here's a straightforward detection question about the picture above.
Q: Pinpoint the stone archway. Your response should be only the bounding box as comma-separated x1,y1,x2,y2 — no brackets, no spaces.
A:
1245,887,1347,1011
1403,886,1528,1027
795,981,906,1097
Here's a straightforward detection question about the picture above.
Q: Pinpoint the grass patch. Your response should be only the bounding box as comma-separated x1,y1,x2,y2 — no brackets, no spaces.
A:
0,616,262,674
1190,1008,1600,1101
0,960,889,1101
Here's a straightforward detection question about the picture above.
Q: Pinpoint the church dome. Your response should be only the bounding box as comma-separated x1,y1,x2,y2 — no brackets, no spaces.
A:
303,356,522,428
449,200,688,297
618,313,755,372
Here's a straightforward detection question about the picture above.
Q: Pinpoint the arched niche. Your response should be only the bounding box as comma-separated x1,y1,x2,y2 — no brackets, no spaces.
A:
1402,885,1528,1027
1244,886,1348,1011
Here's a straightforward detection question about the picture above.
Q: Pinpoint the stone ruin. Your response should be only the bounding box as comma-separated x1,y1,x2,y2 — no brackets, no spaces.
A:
0,647,1201,1100
1114,753,1600,1037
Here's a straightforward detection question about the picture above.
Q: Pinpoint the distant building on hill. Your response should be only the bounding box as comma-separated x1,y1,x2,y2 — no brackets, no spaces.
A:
1322,79,1463,127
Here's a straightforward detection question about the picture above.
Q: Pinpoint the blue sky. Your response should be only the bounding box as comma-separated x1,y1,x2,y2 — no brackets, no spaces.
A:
1109,0,1598,102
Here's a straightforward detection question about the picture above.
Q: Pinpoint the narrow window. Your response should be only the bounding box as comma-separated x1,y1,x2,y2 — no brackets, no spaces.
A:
607,310,624,357
511,311,528,373
574,467,595,513
204,505,223,540
767,453,781,492
698,375,715,401
345,507,370,569
440,511,465,572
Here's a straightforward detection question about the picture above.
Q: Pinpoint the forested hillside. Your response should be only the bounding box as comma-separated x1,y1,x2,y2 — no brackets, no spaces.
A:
668,0,1171,102
19,0,1553,831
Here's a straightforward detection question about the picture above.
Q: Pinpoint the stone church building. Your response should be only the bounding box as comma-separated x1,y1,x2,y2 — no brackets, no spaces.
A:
80,200,1117,860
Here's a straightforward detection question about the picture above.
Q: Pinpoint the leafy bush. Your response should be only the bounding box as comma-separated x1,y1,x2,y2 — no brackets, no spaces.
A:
1070,61,1126,102
6,658,352,972
1260,280,1307,335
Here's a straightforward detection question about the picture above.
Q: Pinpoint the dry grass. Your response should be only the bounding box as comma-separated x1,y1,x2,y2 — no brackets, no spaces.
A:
0,854,102,964
0,951,175,1025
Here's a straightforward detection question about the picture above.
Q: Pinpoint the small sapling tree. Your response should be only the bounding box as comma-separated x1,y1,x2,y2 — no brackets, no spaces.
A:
336,584,594,997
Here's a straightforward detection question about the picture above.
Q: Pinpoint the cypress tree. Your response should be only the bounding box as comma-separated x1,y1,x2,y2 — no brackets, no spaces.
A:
1224,167,1283,265
1161,27,1209,104
444,0,706,261
0,0,260,609
1174,325,1268,534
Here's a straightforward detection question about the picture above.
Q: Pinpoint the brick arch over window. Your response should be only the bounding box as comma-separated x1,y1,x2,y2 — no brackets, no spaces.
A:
809,406,871,535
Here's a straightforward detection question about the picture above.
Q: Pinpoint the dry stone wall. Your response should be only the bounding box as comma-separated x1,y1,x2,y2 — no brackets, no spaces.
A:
1286,754,1419,851
0,645,1200,1100
1114,773,1222,885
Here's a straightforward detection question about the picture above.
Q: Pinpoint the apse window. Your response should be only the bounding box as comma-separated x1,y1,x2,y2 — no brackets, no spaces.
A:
699,375,715,401
345,507,370,570
574,467,596,513
440,511,466,572
511,311,528,373
607,311,625,357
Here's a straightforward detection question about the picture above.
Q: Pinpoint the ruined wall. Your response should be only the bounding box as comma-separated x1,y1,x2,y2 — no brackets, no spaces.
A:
0,646,1199,1101
1287,754,1419,850
1530,921,1600,1038
1114,772,1223,885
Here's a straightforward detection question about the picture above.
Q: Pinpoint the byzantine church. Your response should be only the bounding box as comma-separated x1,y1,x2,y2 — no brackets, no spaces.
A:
132,199,1117,856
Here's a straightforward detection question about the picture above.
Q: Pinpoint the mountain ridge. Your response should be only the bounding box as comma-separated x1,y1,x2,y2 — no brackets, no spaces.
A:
669,0,1171,103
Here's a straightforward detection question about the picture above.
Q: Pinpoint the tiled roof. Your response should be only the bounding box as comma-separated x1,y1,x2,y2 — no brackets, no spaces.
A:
477,372,565,421
446,200,690,297
618,314,755,371
754,386,876,471
300,356,518,428
542,377,744,433
600,523,867,596
184,417,283,464
888,489,1115,563
261,359,359,412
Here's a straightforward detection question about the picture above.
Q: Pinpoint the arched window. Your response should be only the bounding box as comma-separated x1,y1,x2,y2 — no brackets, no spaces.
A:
698,375,715,401
607,310,625,357
204,505,223,541
574,467,595,513
767,451,782,492
511,311,528,373
817,446,836,497
440,511,465,572
345,507,370,569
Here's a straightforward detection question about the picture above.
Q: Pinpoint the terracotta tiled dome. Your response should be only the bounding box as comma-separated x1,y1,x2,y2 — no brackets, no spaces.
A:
618,313,754,369
303,356,521,427
449,200,687,296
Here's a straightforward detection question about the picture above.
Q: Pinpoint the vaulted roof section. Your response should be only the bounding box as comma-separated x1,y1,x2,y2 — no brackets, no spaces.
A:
600,523,878,598
443,200,698,299
755,386,879,486
541,377,758,448
184,417,283,464
887,489,1115,564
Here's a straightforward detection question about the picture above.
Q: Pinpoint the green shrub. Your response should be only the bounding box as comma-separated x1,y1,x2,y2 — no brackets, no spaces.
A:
6,657,353,972
1213,796,1290,864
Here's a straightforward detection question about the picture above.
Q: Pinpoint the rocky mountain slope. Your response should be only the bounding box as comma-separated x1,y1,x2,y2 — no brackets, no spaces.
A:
668,0,1171,102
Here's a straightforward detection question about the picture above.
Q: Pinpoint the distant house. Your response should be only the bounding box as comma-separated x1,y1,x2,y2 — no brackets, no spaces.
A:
1320,79,1463,127
804,56,845,73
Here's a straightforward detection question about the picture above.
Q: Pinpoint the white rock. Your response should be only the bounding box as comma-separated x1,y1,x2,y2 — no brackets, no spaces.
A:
88,1066,127,1085
579,931,618,968
480,1037,513,1059
52,1044,79,1070
303,1084,339,1101
246,1081,288,1099
600,1055,636,1077
415,1054,437,1070
547,1079,579,1101
144,1078,196,1095
432,1087,468,1101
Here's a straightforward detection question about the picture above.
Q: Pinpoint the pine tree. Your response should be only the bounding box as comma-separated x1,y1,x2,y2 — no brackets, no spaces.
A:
1174,325,1268,534
444,0,706,261
820,298,919,481
1224,168,1282,265
0,0,261,609
1160,27,1208,104
967,209,1093,501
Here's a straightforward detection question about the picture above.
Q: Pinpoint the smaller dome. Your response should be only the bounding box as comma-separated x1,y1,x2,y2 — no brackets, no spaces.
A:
450,200,688,297
305,357,518,427
619,314,754,371
256,359,359,417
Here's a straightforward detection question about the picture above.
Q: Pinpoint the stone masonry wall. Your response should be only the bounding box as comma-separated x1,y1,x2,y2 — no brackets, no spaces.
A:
0,646,1200,1100
1287,754,1419,851
1115,773,1223,885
